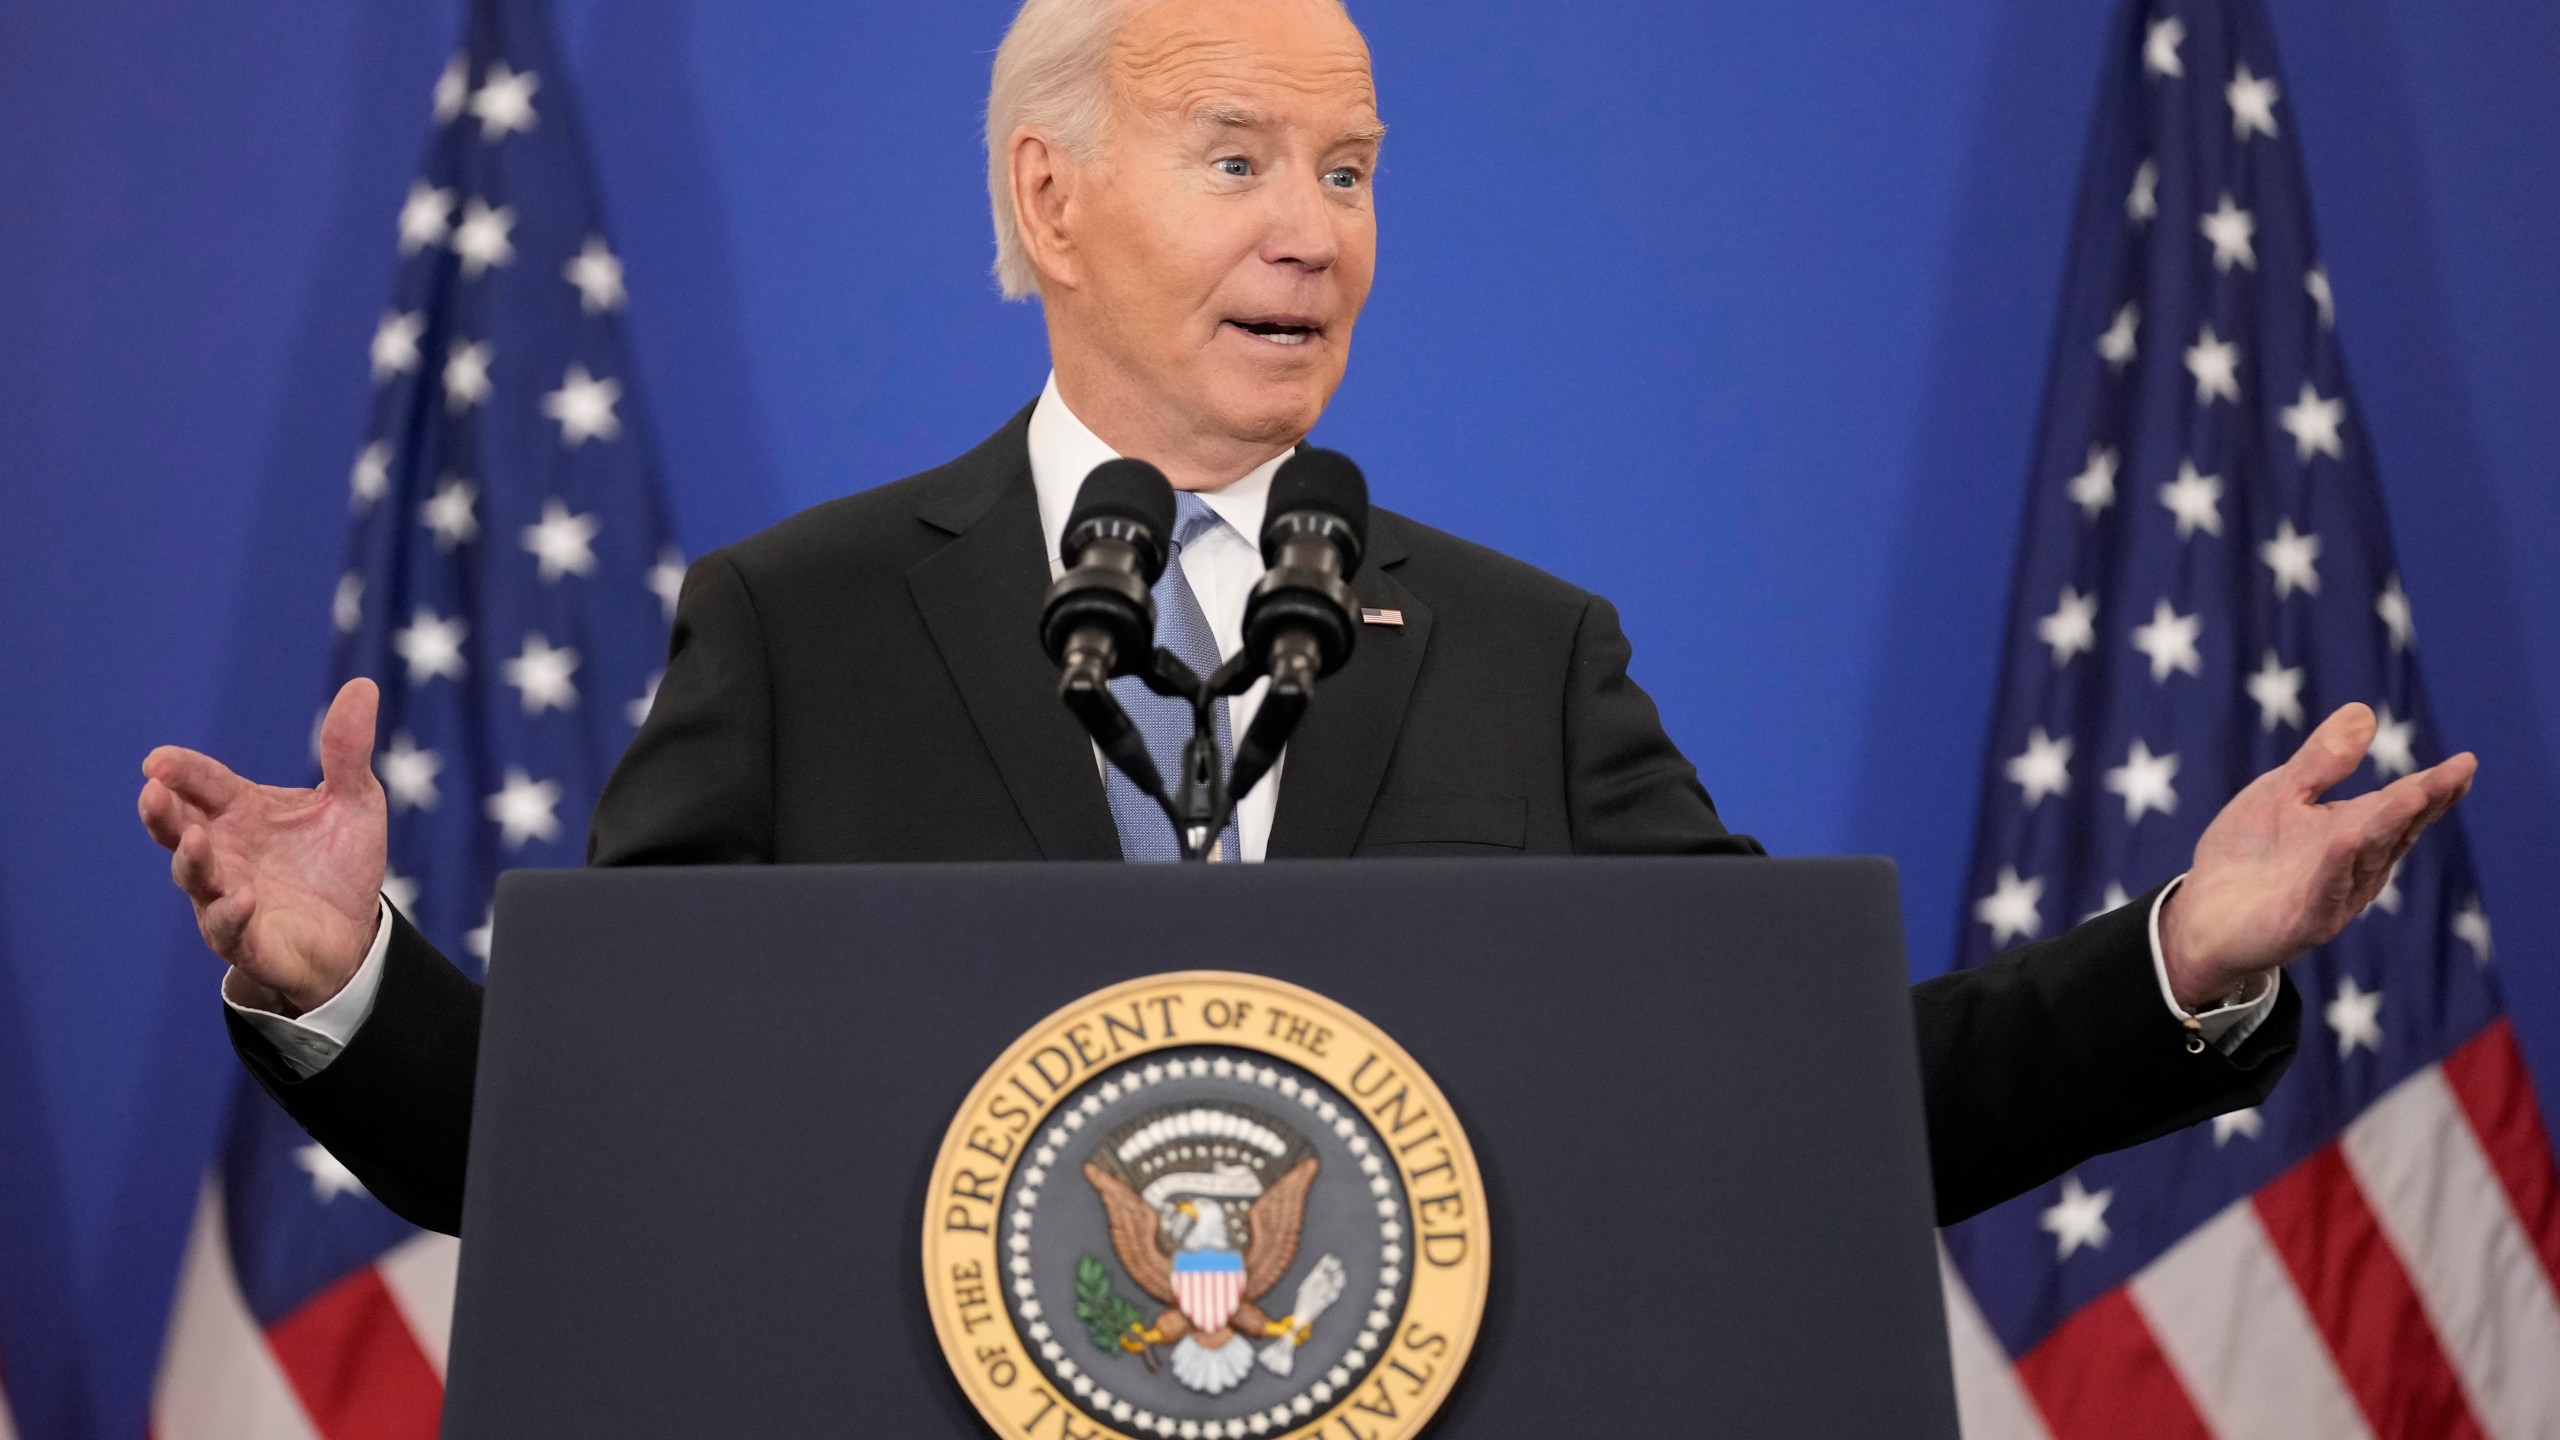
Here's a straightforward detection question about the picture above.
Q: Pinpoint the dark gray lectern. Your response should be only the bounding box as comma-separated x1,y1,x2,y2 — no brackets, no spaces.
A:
442,857,1959,1439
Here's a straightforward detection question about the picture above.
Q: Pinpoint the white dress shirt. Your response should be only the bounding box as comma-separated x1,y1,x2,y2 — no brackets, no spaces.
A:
230,376,2277,1074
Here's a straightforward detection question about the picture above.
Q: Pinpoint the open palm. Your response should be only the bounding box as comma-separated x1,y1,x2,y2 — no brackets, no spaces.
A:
2162,703,2476,1009
139,678,388,1013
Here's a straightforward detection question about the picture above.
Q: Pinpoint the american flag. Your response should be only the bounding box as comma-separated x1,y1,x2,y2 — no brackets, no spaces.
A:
1937,2,2560,1437
150,0,677,1433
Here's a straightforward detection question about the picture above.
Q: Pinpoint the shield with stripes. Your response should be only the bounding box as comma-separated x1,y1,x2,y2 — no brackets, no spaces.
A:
1172,1247,1247,1334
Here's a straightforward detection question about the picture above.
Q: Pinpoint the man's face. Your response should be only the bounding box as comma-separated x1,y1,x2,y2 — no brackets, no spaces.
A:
1060,0,1381,451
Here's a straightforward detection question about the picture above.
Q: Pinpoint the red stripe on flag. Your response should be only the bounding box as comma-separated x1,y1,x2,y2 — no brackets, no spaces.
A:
2441,1018,2560,1292
263,1265,442,1440
2015,1287,2213,1439
2253,1144,2487,1440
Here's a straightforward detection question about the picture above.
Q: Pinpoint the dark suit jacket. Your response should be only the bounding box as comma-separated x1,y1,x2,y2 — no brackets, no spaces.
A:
230,404,2299,1236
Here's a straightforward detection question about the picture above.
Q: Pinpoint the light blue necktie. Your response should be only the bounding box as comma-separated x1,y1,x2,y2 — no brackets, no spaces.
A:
1105,493,1246,862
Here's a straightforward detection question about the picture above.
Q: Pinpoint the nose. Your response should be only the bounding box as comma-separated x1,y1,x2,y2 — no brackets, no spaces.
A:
1259,167,1340,274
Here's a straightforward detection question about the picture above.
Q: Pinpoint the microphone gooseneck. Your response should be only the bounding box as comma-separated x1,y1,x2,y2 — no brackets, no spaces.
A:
1229,448,1370,803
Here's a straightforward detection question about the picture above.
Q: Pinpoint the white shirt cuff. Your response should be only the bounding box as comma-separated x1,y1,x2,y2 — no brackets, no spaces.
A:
222,898,396,1078
2147,874,2278,1054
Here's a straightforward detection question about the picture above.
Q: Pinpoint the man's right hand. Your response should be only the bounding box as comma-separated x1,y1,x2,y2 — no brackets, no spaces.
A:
139,677,388,1016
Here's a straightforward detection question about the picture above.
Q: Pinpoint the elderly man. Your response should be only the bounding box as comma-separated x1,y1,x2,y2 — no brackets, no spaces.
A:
138,0,2472,1239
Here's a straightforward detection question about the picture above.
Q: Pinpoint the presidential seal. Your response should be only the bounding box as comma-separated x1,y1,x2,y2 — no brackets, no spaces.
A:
925,972,1489,1440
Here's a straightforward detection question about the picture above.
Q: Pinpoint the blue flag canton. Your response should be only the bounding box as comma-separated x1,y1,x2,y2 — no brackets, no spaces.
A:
1944,0,2500,1358
226,0,681,1323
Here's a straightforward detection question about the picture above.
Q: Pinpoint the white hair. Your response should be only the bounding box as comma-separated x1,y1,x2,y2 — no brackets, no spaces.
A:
983,0,1356,300
985,0,1139,301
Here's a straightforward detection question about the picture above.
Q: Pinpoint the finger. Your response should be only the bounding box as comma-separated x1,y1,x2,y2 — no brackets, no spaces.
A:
2282,704,2379,801
317,677,382,800
143,745,249,816
171,825,228,907
200,884,257,958
137,778,202,851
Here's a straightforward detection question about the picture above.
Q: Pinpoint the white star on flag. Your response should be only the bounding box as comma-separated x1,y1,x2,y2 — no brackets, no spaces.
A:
2325,975,2383,1057
2104,738,2180,823
2227,63,2282,140
453,198,517,278
565,236,627,313
432,53,470,125
2068,444,2120,519
2041,1174,2114,1259
2185,324,2241,405
370,311,425,382
2366,704,2416,778
2376,574,2415,651
294,1144,370,1202
522,499,601,582
2006,728,2073,807
2212,1108,2264,1146
467,906,496,966
421,476,479,551
2279,381,2346,461
543,364,622,446
382,870,421,917
2452,898,2493,965
648,548,687,620
2160,462,2225,539
2144,16,2185,78
397,180,453,255
2130,598,2202,682
2039,587,2099,666
627,671,663,727
2306,265,2336,328
2085,882,2133,924
2126,160,2158,227
377,731,443,812
2247,650,2306,731
2260,518,2321,598
2200,194,2258,272
485,767,565,849
350,439,390,510
468,60,539,141
2098,304,2140,372
1976,866,2045,947
391,607,468,685
443,340,493,413
332,572,363,635
503,634,582,716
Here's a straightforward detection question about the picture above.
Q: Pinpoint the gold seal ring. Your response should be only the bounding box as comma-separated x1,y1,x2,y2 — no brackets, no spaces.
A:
924,971,1490,1440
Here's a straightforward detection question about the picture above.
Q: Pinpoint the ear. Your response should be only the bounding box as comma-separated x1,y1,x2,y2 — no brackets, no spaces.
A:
1009,127,1082,293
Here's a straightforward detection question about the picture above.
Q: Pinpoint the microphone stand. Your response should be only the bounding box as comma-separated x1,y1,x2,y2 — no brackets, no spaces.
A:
1064,644,1317,863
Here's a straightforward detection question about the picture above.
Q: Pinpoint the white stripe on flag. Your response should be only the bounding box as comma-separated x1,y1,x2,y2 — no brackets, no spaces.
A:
1937,1243,2054,1440
375,1233,460,1380
2127,1197,2376,1440
2343,1064,2560,1440
151,1179,324,1440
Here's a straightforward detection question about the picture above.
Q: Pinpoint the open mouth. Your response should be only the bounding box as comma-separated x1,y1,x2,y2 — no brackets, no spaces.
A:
1226,317,1320,348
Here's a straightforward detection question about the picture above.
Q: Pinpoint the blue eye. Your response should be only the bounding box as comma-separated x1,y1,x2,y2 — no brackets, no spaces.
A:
1323,167,1362,189
1216,157,1251,177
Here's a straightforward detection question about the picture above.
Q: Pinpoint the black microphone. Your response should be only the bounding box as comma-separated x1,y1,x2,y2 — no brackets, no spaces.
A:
1229,448,1368,802
1042,458,1177,798
1245,446,1367,684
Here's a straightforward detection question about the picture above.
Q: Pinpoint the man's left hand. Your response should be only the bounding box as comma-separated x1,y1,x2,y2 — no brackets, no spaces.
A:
2160,703,2477,1012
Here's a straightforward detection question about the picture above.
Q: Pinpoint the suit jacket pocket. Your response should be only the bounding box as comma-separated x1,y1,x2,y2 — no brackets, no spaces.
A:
1358,792,1528,852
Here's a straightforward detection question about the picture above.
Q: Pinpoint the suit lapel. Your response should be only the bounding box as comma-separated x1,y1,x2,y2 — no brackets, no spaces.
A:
1266,518,1430,858
907,416,1122,861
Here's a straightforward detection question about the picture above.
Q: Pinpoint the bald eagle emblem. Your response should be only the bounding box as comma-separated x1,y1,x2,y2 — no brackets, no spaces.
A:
1084,1101,1347,1395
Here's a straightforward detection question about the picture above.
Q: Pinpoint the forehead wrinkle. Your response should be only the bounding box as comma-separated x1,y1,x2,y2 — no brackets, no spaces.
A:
1111,19,1376,133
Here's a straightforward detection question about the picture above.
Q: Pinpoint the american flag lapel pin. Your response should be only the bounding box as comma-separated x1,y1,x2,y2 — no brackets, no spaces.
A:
1360,607,1405,629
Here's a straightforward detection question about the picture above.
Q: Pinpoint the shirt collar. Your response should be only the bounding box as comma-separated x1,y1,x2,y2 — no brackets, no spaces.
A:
1027,372,1283,575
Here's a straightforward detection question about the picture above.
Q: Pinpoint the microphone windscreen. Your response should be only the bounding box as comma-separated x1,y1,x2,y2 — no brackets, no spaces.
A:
1267,446,1370,541
1064,458,1176,564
